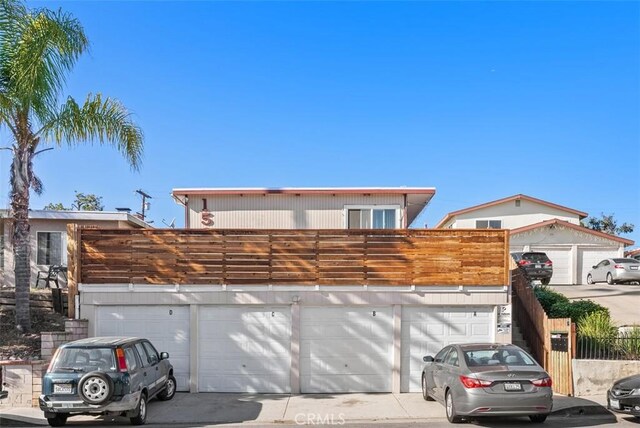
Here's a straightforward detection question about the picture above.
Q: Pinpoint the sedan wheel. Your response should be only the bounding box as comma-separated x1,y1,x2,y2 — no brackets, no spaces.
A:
529,414,548,423
445,390,462,423
586,274,594,285
421,375,434,401
607,273,614,285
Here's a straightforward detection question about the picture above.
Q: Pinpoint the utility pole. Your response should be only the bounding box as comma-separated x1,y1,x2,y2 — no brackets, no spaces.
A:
135,189,152,221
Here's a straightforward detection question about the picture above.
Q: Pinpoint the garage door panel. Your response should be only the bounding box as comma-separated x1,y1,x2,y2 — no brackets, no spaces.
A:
95,306,190,392
198,306,291,393
531,247,570,284
401,307,494,392
579,248,618,284
301,307,393,393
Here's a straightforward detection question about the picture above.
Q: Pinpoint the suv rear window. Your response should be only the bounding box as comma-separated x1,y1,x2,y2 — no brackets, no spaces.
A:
521,253,550,263
50,347,117,373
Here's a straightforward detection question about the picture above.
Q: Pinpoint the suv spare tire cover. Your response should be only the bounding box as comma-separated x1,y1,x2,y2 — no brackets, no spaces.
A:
78,371,114,405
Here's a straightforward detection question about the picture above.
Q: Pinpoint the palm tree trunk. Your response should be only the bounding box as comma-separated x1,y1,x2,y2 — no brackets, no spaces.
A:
11,144,31,333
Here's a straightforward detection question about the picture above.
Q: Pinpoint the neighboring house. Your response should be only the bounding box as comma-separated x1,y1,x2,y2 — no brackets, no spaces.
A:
76,187,513,395
170,187,436,229
0,209,149,288
626,248,640,261
435,194,634,285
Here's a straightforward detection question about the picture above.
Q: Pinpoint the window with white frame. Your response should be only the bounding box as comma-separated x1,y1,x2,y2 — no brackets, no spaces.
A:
347,208,398,229
475,220,502,229
37,232,64,265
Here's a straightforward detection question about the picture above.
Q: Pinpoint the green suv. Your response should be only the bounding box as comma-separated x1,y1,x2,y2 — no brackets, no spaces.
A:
39,337,176,426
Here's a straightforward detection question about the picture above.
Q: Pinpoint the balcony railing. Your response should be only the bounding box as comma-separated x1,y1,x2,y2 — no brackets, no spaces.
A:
72,228,509,286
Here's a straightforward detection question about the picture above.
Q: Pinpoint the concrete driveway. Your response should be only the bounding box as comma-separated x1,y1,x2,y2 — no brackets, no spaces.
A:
0,393,609,426
549,284,640,326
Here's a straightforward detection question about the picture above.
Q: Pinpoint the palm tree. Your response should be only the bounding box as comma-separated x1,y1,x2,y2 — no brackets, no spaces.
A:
0,0,144,332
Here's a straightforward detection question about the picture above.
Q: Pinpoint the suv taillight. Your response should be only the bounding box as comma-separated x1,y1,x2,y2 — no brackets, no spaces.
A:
518,260,531,266
545,260,553,266
116,348,128,373
531,377,553,387
46,348,61,373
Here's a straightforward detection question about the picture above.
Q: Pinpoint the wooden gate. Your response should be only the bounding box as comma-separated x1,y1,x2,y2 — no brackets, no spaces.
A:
512,269,575,396
546,319,574,396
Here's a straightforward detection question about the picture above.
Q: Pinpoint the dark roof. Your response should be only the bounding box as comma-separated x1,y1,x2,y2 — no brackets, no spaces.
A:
61,337,141,347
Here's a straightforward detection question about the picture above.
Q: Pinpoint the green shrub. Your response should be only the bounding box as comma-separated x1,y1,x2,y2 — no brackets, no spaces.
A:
534,286,569,313
619,327,640,359
578,311,617,340
549,299,609,323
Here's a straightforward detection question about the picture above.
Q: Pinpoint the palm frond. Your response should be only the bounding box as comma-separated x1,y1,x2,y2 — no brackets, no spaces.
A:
2,3,88,121
41,93,144,170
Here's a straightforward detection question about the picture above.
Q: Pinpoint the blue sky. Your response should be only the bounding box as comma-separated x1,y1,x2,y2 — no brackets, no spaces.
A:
1,1,639,244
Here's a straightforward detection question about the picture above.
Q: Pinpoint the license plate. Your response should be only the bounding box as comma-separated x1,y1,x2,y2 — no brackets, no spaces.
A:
610,399,620,409
504,382,522,391
631,266,638,270
535,264,542,269
54,384,72,394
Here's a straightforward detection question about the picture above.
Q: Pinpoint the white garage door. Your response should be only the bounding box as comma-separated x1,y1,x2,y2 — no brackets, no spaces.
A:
579,248,618,284
301,307,393,393
95,305,190,391
401,307,494,392
198,306,291,393
532,247,571,284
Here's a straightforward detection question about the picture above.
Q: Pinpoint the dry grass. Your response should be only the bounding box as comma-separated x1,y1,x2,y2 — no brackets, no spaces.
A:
0,306,65,361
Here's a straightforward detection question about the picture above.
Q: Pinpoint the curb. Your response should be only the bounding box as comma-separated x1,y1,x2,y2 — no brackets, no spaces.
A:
551,404,612,416
0,415,47,427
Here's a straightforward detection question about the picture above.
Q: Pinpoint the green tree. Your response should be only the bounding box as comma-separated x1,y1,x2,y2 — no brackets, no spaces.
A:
584,213,634,236
43,202,69,210
0,0,144,332
72,192,103,211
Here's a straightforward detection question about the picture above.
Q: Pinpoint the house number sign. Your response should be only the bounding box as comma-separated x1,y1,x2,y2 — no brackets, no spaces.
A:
201,209,214,227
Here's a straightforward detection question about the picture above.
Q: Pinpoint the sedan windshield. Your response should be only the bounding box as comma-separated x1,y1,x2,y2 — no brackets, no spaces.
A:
50,347,117,373
613,258,640,264
463,348,537,367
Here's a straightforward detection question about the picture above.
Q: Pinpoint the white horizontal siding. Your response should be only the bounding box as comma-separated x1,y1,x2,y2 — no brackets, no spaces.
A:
187,194,404,229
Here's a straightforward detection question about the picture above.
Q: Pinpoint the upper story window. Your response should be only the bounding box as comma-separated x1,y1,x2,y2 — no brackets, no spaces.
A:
36,232,64,265
347,208,398,229
476,220,502,229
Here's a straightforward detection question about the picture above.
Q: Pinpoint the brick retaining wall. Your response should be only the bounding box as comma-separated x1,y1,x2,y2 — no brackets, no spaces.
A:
0,319,88,408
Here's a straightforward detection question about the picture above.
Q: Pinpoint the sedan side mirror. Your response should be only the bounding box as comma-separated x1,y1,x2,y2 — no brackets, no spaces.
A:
423,355,434,363
592,266,597,269
160,352,170,360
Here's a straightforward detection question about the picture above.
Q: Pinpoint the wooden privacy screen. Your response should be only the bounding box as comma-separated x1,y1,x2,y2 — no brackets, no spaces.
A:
76,228,509,286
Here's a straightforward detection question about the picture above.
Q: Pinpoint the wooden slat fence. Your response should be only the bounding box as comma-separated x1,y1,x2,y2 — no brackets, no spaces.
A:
512,269,575,395
74,228,510,286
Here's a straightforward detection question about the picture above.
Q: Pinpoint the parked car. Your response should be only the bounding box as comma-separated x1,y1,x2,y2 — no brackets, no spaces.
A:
421,343,553,424
587,258,640,285
511,252,553,285
40,337,176,427
607,374,640,419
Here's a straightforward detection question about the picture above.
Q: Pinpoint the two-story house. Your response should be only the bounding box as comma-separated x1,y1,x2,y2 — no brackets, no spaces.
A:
435,194,634,285
75,187,513,395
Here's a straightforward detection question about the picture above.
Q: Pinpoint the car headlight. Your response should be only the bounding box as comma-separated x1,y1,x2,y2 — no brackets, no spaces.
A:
631,389,640,396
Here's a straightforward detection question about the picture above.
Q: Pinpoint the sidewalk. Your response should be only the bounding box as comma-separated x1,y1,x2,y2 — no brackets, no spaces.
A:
0,393,611,426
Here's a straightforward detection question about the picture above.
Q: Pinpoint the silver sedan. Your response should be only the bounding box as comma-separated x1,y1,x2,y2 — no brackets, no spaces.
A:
587,258,640,285
421,343,553,423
